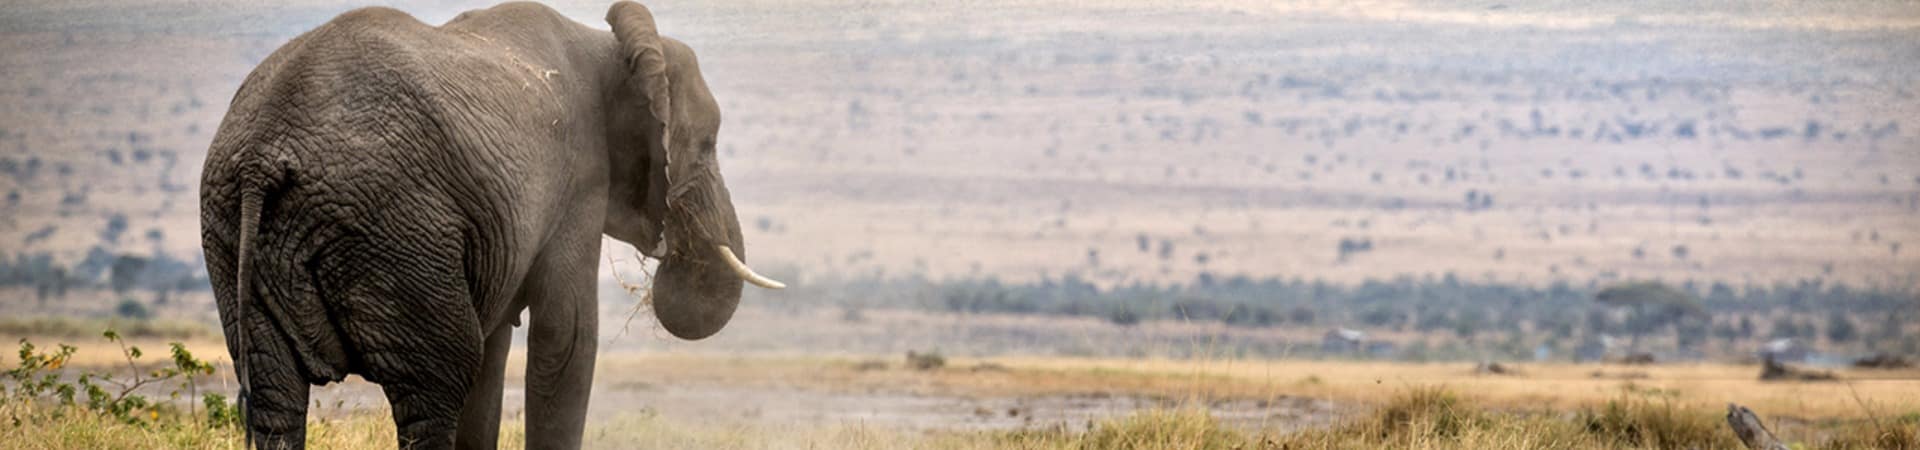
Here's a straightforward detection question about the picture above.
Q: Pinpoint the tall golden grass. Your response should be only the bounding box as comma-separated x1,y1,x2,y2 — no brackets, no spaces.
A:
8,387,1912,449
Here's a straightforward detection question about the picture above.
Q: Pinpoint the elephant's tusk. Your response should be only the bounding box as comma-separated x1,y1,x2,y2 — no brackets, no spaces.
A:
715,244,786,289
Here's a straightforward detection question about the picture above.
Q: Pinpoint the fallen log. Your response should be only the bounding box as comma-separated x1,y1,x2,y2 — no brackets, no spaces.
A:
1853,352,1915,369
1473,360,1518,375
1759,356,1837,381
1725,403,1789,450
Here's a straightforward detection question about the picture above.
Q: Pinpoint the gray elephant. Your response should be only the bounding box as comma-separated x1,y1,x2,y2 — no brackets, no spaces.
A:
198,2,784,448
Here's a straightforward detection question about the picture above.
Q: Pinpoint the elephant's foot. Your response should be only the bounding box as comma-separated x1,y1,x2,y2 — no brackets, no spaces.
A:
251,429,309,450
384,381,471,450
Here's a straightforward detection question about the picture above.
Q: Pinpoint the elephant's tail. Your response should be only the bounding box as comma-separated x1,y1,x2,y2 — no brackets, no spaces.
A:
233,186,264,448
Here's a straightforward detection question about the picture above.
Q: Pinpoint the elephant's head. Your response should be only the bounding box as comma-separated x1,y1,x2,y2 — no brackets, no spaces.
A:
603,1,783,340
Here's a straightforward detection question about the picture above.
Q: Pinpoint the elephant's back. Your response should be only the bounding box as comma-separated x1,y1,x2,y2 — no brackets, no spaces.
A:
202,7,493,295
205,6,514,214
201,6,571,356
209,5,573,179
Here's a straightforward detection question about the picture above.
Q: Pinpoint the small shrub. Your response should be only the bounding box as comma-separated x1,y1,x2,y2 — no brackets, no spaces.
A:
114,299,152,321
1368,386,1482,439
202,393,242,428
1106,306,1141,327
995,409,1250,449
1,340,79,402
1272,386,1506,447
1817,414,1920,450
1075,409,1246,450
2,330,236,428
906,350,945,370
1578,397,1734,449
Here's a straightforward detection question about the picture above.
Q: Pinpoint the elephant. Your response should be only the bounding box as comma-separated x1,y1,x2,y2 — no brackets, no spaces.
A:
198,2,784,448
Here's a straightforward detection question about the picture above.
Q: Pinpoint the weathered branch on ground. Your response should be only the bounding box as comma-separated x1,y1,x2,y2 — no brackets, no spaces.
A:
1759,356,1837,381
1725,403,1789,450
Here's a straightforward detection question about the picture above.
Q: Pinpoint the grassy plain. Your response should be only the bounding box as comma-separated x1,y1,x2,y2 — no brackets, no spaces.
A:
5,334,1916,449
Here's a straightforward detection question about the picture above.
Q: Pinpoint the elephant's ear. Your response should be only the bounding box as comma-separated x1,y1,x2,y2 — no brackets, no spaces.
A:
608,1,674,253
608,1,673,177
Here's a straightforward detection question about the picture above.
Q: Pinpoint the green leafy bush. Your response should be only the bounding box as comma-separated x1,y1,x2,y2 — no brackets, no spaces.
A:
2,329,236,428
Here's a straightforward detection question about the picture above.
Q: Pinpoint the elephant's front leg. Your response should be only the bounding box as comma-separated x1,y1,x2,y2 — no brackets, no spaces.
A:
455,321,515,450
521,244,600,449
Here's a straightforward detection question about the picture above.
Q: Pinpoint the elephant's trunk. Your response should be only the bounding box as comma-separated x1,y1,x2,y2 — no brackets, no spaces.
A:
648,165,775,339
650,241,743,340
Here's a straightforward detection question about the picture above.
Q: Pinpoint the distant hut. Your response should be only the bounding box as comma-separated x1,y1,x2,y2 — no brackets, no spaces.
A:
1322,328,1366,354
1759,338,1810,363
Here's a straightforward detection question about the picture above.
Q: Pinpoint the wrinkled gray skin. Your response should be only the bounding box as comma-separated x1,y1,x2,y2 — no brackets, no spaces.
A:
200,2,750,448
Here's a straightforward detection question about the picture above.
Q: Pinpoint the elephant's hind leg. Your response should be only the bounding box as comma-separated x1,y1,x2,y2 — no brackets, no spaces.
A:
242,312,312,449
454,320,515,450
337,259,484,450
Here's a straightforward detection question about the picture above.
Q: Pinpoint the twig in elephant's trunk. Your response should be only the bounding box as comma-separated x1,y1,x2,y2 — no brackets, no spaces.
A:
609,252,657,339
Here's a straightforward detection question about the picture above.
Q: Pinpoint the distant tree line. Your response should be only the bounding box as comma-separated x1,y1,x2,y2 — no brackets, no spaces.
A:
753,271,1917,358
0,248,209,303
902,274,1911,328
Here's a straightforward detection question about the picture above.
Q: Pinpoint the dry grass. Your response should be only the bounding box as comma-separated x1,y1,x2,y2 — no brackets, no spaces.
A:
24,333,1920,424
4,383,1914,449
21,335,1920,418
983,356,1920,420
0,402,237,449
0,402,405,450
7,336,1915,449
581,352,1920,421
1270,389,1721,449
1815,413,1920,450
0,317,213,341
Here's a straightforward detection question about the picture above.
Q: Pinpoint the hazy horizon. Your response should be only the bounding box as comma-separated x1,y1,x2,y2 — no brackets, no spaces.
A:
3,0,1917,290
